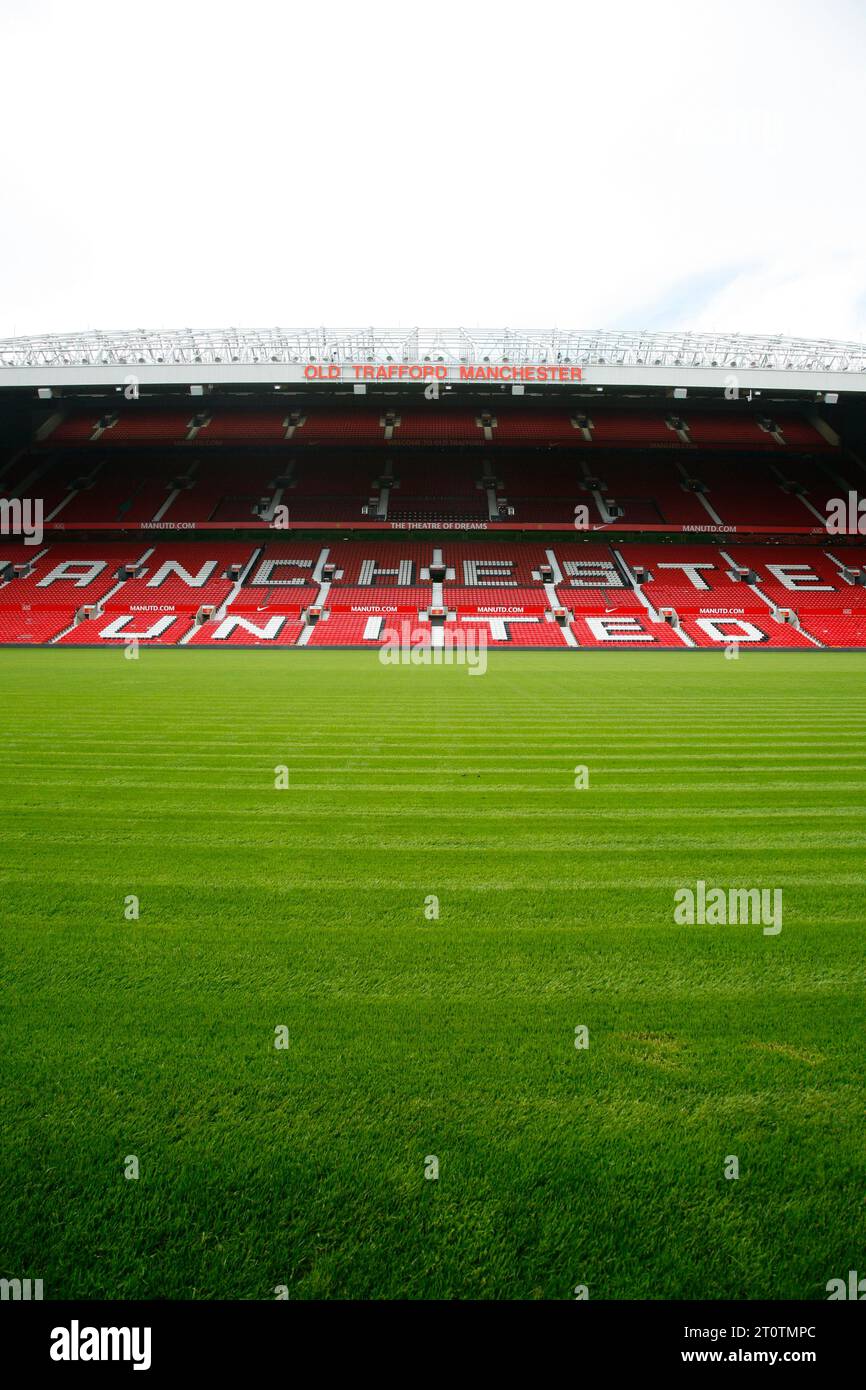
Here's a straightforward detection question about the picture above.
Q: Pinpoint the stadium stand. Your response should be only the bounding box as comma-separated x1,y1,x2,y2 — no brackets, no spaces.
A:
386,456,487,522
99,543,257,611
800,614,866,646
1,539,865,645
0,543,151,609
55,612,194,645
0,608,70,643
40,404,832,452
185,614,305,645
232,543,321,611
615,543,775,614
440,542,552,611
284,456,377,522
322,542,433,608
306,614,385,645
1,378,864,647
570,612,688,647
676,614,818,648
728,545,866,610
14,397,840,531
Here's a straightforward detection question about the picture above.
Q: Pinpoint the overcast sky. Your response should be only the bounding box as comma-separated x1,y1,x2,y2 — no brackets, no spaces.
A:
2,0,865,343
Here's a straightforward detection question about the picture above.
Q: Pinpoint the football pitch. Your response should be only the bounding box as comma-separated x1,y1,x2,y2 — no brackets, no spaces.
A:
0,648,863,1300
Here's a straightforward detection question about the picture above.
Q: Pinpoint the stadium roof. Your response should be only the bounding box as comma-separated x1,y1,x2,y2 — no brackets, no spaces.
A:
1,327,864,395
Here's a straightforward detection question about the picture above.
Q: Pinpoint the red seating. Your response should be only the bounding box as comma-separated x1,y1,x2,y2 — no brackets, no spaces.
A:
386,410,482,443
801,614,866,646
677,614,816,648
43,405,832,451
695,460,814,526
101,543,256,611
51,411,203,444
53,467,143,524
157,459,275,523
23,402,840,528
55,612,193,644
588,457,710,526
234,543,322,611
286,455,376,522
47,414,108,444
292,410,387,443
0,542,50,564
441,542,549,583
441,542,550,610
589,412,677,446
488,410,582,445
616,544,768,614
327,588,425,612
553,541,643,611
730,546,866,610
449,588,547,611
2,539,865,645
0,609,71,643
776,458,851,522
772,416,829,449
570,613,687,646
204,412,287,443
323,543,433,606
0,543,150,609
387,457,487,521
186,614,304,645
486,619,568,646
307,614,386,644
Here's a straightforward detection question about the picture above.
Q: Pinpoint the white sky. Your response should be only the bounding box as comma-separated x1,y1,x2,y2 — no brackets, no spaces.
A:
1,0,865,342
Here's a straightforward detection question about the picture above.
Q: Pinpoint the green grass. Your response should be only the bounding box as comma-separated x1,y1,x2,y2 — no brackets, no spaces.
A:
0,648,864,1300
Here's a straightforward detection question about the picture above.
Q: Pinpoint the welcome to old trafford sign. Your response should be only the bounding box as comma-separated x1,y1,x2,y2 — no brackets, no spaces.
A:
303,361,584,384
